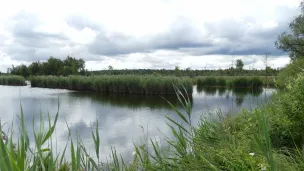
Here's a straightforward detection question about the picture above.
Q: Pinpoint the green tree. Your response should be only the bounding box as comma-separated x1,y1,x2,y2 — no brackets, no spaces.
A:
236,59,244,71
45,57,64,75
275,2,304,60
28,61,42,75
108,65,113,70
174,66,181,77
63,56,85,75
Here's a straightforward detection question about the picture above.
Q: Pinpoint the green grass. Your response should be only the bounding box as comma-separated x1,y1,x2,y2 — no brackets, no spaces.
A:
1,73,304,170
0,75,26,86
30,75,193,95
196,76,268,88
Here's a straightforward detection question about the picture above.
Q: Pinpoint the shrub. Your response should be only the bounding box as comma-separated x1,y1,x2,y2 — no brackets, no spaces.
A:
276,58,304,88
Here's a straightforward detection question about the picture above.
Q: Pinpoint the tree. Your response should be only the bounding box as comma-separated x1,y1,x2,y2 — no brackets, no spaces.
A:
275,2,304,60
28,61,42,75
174,66,181,77
45,57,64,75
63,56,85,75
108,65,113,70
236,59,244,71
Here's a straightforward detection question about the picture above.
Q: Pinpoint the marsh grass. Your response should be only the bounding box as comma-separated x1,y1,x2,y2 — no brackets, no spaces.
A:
0,75,26,86
196,76,271,88
30,75,193,95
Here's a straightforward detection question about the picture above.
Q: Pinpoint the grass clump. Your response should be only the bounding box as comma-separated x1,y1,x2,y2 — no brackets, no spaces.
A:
230,77,263,88
197,77,217,87
30,75,193,95
196,76,264,89
0,75,26,86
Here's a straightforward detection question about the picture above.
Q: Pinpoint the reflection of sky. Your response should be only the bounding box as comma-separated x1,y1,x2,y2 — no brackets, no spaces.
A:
0,85,274,162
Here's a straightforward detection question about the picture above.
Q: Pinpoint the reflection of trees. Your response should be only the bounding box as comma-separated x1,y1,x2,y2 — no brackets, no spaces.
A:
196,86,217,95
232,88,263,97
196,86,264,106
218,87,226,97
68,92,193,110
232,88,263,106
235,96,244,106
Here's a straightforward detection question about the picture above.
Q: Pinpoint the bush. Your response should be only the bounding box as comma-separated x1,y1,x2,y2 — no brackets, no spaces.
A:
276,58,304,88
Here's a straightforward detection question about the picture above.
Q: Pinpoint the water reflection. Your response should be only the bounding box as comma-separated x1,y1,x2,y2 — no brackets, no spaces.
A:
67,92,192,110
0,85,275,162
196,86,264,106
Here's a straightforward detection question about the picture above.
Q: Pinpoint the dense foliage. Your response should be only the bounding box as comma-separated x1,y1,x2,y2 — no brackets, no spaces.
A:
0,75,26,86
276,57,304,87
30,75,193,95
275,2,304,60
8,56,86,77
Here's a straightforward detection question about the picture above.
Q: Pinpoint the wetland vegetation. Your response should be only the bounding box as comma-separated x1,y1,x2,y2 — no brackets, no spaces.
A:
1,1,304,170
0,75,26,86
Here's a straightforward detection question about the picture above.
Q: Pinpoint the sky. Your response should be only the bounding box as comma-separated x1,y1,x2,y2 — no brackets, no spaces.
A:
0,0,302,72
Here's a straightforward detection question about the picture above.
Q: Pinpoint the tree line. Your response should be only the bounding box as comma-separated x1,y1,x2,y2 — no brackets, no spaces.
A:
5,56,279,78
7,56,86,77
93,59,279,77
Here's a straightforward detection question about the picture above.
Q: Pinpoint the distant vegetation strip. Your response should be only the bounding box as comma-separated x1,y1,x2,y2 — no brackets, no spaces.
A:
30,75,193,95
0,75,26,86
194,76,276,88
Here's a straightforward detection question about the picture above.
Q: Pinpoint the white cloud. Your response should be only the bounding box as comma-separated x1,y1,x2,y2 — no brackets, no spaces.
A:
0,0,302,72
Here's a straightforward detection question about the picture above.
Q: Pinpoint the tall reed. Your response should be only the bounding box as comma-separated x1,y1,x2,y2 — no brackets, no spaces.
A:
196,76,264,88
0,75,26,86
30,75,193,95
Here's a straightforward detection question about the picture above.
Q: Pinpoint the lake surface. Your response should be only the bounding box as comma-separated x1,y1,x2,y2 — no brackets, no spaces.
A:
0,85,275,161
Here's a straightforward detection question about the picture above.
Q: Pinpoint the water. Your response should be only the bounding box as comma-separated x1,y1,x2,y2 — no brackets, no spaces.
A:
0,85,275,161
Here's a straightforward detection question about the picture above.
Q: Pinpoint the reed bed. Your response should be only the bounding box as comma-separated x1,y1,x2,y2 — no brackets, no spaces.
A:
196,76,264,88
0,75,26,86
30,75,193,95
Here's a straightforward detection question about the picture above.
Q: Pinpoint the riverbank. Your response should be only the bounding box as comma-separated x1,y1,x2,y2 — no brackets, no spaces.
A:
28,75,276,96
127,73,303,170
30,75,193,95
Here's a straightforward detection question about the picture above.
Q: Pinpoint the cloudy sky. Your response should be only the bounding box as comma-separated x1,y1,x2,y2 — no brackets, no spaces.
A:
0,0,302,72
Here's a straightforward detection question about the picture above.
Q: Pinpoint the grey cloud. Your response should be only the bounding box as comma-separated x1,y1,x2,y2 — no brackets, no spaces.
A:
65,15,100,31
87,12,294,57
4,11,101,61
88,17,213,56
3,5,299,63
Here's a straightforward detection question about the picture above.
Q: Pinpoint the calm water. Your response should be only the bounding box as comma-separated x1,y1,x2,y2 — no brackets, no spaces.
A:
0,85,275,161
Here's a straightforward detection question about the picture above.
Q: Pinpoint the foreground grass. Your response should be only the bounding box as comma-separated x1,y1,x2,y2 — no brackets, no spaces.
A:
1,73,304,170
0,75,26,86
30,75,193,95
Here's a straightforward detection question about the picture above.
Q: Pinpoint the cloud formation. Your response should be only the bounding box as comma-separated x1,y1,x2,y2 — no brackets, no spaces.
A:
0,0,301,71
